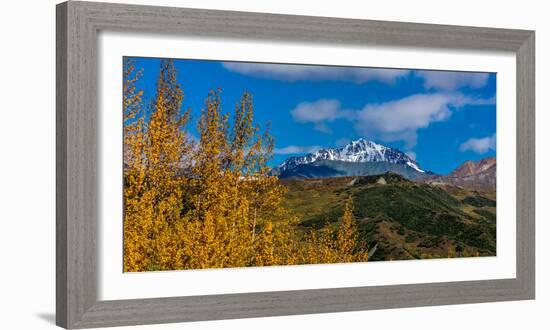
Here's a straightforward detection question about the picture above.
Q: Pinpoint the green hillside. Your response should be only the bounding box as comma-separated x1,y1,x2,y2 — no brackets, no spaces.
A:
280,173,496,261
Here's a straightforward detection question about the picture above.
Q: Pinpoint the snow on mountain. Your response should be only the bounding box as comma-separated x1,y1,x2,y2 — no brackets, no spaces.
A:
406,161,425,173
277,138,425,173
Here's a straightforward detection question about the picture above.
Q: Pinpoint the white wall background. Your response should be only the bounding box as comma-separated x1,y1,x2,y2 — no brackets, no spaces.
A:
0,0,547,329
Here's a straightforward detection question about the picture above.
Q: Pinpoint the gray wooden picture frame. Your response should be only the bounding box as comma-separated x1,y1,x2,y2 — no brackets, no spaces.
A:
56,1,535,328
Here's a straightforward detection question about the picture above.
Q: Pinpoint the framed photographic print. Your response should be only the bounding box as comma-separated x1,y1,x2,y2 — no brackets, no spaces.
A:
56,1,535,328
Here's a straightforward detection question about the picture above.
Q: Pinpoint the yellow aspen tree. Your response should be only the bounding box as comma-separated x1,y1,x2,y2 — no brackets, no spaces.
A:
296,226,337,265
223,92,257,267
336,196,358,262
144,60,188,270
122,58,149,272
337,196,369,263
122,60,373,271
181,89,234,269
182,90,294,269
124,58,190,271
253,221,275,266
239,101,295,266
269,216,300,265
123,58,144,165
294,196,369,265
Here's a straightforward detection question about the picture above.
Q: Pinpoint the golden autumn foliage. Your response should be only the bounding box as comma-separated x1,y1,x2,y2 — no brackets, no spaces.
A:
337,197,369,262
123,58,369,272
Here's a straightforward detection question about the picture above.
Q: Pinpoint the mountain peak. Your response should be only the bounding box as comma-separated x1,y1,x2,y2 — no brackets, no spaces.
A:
449,157,496,177
423,156,496,191
277,138,424,173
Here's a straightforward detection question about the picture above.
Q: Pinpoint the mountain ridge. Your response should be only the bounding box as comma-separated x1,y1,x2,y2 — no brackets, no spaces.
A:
274,139,496,191
277,138,424,175
423,157,496,191
278,159,431,181
449,157,496,177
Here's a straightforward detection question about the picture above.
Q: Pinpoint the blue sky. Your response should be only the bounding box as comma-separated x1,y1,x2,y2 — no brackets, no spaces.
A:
127,57,496,174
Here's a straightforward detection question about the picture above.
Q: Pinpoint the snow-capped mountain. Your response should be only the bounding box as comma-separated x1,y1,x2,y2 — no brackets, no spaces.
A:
277,138,425,174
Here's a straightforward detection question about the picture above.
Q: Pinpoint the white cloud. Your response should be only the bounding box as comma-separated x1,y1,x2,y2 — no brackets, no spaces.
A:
459,134,496,154
223,63,492,91
274,145,321,155
289,93,493,148
405,151,417,161
355,93,462,148
290,99,354,133
222,62,409,83
417,71,490,91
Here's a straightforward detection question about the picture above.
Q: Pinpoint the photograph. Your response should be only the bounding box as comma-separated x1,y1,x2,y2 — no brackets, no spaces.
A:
122,56,497,272
4,0,545,329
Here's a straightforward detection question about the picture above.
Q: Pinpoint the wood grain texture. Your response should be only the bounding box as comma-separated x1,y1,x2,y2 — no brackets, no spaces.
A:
57,2,99,328
56,3,68,328
56,1,536,328
515,32,536,298
78,1,532,51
